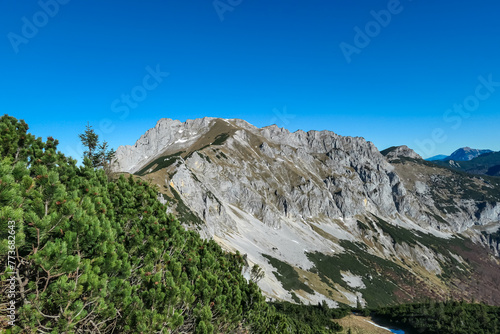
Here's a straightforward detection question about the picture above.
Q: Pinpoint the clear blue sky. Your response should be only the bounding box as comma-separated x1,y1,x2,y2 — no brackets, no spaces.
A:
1,0,499,160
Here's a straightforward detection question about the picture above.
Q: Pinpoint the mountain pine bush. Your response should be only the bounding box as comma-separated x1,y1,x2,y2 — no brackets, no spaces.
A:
0,115,343,333
373,300,500,333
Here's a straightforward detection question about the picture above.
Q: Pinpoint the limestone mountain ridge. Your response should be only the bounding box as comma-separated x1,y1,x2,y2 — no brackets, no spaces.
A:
113,117,500,307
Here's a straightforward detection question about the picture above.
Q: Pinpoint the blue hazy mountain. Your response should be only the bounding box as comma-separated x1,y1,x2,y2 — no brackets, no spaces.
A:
426,147,493,163
446,147,493,161
426,154,448,161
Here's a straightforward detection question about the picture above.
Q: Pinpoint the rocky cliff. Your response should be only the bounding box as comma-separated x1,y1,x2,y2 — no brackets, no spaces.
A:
113,117,500,307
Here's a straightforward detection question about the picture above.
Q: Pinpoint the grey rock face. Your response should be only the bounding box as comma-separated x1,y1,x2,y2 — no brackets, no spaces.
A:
113,117,216,173
384,145,422,161
114,117,500,306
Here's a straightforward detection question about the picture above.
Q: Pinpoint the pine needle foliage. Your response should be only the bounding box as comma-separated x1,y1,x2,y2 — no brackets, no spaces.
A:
78,122,115,171
373,300,500,334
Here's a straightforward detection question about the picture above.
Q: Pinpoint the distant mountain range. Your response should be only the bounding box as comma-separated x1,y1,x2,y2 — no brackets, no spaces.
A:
426,147,500,177
426,147,493,162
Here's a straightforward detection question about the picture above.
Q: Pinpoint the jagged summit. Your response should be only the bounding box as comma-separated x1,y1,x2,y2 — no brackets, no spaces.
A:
113,117,377,173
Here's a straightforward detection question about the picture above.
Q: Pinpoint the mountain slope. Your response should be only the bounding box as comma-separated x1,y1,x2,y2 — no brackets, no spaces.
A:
113,117,500,307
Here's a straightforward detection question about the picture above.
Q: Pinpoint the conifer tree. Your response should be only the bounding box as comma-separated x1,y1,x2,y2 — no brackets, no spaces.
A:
78,122,115,170
250,264,265,283
78,122,99,164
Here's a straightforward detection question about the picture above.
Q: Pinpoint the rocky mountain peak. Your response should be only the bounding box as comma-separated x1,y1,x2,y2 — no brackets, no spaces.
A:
113,117,227,173
381,145,422,161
